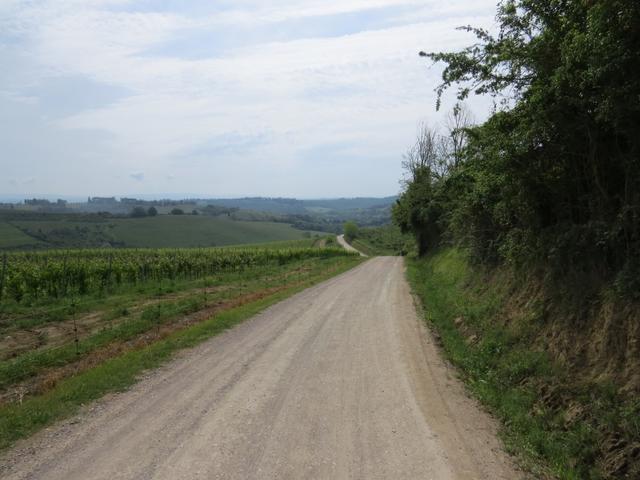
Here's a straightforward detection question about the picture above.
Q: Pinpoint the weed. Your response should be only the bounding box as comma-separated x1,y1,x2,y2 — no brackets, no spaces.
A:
406,248,638,479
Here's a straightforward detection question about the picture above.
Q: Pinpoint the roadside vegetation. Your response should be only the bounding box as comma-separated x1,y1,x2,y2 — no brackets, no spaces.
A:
398,0,640,282
408,249,640,479
350,225,413,256
396,1,640,478
338,221,413,257
342,221,359,244
0,244,361,450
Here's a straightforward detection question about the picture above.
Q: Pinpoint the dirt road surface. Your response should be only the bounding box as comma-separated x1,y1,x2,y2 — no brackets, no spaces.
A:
1,257,522,480
337,234,367,257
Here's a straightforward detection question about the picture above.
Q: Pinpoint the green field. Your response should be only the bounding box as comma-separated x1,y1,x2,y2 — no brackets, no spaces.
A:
2,215,320,250
109,216,315,248
0,223,42,249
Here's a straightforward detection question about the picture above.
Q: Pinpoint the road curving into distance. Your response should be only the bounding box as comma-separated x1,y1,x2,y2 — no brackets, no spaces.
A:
336,234,367,257
1,257,522,480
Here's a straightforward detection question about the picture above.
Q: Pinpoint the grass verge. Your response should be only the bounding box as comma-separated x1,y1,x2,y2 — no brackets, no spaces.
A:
406,248,639,480
1,259,340,386
351,225,414,256
0,256,363,450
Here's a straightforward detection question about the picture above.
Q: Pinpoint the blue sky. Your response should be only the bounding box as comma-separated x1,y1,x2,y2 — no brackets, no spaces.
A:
0,0,497,199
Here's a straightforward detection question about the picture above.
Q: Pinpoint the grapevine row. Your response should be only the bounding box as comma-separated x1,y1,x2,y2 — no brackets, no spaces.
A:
0,247,355,303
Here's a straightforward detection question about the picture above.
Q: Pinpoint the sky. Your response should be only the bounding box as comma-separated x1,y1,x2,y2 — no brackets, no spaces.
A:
0,0,498,199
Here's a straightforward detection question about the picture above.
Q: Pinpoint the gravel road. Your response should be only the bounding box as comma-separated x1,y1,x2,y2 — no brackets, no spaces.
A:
336,234,367,256
1,257,522,480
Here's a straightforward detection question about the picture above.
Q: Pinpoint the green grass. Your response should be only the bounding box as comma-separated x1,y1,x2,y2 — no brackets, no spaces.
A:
109,216,313,248
0,273,220,334
0,296,203,389
406,248,605,480
0,255,362,450
0,223,42,249
351,225,413,256
0,257,345,387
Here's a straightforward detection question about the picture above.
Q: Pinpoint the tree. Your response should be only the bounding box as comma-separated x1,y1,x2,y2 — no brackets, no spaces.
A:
147,206,158,217
444,103,474,168
394,109,472,256
171,208,184,215
393,164,444,256
417,0,640,279
130,206,147,218
343,221,359,243
402,124,446,183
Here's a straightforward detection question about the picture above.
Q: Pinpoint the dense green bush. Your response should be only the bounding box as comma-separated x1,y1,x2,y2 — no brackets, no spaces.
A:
343,221,359,243
396,0,640,290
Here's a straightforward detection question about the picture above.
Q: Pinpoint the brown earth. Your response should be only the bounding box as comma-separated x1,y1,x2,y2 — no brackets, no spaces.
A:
0,285,295,406
0,286,236,361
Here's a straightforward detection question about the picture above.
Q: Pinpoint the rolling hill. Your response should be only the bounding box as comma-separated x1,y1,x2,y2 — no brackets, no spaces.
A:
0,214,321,250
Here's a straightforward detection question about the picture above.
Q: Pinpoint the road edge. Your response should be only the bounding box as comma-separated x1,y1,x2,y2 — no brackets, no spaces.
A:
0,257,364,453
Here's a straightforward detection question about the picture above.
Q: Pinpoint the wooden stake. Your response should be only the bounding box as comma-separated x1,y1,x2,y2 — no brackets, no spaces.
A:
72,300,79,355
0,254,7,301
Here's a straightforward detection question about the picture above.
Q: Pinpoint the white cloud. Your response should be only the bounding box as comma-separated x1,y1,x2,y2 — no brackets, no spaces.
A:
0,0,498,197
200,0,423,26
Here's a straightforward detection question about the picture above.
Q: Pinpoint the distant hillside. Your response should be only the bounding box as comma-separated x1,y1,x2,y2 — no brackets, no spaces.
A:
7,196,397,219
204,196,397,214
0,212,322,250
0,196,398,249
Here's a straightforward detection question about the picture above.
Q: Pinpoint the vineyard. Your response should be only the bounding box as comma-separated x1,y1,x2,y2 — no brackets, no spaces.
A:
0,241,363,450
0,246,355,304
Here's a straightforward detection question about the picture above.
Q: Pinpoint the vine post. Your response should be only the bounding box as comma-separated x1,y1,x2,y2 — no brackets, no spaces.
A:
107,253,113,290
203,279,207,308
156,303,161,337
71,299,80,355
0,253,7,302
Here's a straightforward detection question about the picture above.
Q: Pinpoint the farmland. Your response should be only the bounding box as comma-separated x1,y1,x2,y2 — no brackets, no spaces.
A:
0,223,42,250
0,243,361,449
0,214,321,250
108,216,319,248
0,245,347,303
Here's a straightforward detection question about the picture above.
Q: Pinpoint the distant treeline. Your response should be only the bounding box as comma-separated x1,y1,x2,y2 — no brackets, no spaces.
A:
395,0,640,294
6,197,397,225
205,196,397,214
88,197,199,206
231,208,393,233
